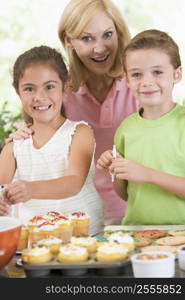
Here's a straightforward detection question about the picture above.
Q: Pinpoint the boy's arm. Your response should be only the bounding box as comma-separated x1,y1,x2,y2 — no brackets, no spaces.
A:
6,124,95,202
112,158,185,199
0,142,16,183
146,168,185,199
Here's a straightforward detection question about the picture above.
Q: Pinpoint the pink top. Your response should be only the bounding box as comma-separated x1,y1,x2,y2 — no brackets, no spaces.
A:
63,78,137,217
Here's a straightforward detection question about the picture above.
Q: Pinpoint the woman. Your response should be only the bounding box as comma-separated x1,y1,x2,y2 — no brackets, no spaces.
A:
7,0,137,225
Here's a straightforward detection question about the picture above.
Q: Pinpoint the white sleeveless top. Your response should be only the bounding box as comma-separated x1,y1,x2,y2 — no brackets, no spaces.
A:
13,119,104,235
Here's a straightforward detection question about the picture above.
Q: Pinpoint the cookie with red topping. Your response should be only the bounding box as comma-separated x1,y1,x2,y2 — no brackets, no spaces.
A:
133,229,166,240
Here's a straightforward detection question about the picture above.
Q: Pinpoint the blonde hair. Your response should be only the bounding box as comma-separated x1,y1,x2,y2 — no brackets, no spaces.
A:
58,0,130,91
123,29,181,73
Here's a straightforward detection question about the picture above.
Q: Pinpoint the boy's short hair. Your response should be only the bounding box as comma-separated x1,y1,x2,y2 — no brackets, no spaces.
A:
123,29,181,72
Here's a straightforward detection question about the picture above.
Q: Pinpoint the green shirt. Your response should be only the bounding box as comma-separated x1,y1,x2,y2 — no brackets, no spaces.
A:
114,104,185,225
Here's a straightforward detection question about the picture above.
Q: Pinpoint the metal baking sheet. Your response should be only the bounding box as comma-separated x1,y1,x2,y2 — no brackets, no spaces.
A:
16,257,130,270
104,225,185,232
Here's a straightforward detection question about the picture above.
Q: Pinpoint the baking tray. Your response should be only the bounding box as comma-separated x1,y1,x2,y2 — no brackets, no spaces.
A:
16,256,131,277
104,225,185,232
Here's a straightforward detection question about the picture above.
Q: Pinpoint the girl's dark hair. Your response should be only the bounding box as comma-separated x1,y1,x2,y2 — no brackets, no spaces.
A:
13,45,68,121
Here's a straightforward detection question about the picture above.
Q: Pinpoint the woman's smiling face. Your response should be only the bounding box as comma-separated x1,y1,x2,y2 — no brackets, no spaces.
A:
69,11,118,75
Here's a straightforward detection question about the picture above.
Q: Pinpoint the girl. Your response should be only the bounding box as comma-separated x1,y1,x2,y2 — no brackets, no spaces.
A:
0,45,104,235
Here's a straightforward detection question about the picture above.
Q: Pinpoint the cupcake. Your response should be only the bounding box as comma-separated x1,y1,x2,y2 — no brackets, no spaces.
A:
35,236,63,254
96,242,128,263
70,236,97,254
28,216,45,231
68,212,90,237
43,211,64,222
17,225,29,251
29,221,60,246
107,233,135,251
54,215,73,243
57,245,88,263
22,246,52,264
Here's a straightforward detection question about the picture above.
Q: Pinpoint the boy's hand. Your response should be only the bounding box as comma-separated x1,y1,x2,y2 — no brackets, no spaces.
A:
5,123,33,144
110,158,150,183
96,150,114,172
5,180,32,204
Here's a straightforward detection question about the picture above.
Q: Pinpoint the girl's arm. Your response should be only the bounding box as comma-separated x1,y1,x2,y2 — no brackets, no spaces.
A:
0,142,16,183
6,124,95,203
111,158,185,199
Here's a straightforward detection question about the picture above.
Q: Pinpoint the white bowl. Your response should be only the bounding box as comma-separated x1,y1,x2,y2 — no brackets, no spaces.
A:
131,251,175,278
177,244,185,271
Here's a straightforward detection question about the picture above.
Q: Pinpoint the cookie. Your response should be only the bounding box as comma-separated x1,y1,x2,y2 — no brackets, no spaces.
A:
168,229,185,237
134,237,152,247
133,229,166,240
141,245,177,254
155,236,185,246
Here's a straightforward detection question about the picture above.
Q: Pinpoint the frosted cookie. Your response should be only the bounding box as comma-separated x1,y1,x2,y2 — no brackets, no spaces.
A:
141,245,177,254
155,236,185,246
22,246,52,264
134,237,153,247
57,245,88,263
133,229,166,240
168,229,185,237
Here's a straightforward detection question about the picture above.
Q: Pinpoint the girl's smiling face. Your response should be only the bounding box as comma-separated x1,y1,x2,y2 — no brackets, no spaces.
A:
18,63,64,125
69,11,118,76
125,48,182,110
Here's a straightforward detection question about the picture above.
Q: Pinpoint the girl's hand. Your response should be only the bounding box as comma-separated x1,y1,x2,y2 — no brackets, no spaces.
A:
110,158,150,183
0,197,10,215
5,122,33,144
96,150,114,172
6,180,32,204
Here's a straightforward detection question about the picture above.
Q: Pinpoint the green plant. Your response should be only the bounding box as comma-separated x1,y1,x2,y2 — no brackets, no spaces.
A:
0,101,22,152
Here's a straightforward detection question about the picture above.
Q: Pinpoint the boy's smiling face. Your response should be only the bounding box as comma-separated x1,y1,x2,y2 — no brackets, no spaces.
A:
125,48,182,112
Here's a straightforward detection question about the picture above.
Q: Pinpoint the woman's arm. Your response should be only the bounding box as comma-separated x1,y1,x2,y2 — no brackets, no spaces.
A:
5,123,33,144
6,124,95,203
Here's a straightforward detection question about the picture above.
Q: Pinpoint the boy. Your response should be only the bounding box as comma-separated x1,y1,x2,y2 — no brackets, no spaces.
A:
97,29,185,225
